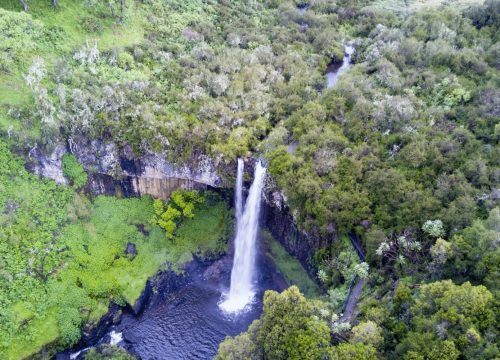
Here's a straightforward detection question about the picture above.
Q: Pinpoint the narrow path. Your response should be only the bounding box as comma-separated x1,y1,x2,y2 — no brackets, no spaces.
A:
349,233,365,261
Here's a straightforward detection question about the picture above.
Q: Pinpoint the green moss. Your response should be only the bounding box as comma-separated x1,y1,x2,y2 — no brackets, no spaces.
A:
6,308,60,360
264,231,320,298
165,199,232,272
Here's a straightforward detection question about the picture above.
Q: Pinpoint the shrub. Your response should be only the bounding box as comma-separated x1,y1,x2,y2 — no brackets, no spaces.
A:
0,9,44,72
61,154,88,188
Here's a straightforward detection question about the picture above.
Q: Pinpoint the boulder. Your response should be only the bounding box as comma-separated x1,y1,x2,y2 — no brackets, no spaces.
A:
125,242,137,259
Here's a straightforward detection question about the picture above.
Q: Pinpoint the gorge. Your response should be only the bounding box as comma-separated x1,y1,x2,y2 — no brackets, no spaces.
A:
1,0,497,359
61,159,284,360
55,31,357,360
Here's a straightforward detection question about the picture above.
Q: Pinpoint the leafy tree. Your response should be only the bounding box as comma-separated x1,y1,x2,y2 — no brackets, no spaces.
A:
446,208,500,289
0,8,44,72
152,190,204,239
217,287,333,360
394,281,496,359
350,321,383,349
422,220,445,238
332,343,378,360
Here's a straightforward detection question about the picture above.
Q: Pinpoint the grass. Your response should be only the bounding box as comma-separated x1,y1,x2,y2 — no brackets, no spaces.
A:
165,200,232,272
0,0,145,51
264,230,321,298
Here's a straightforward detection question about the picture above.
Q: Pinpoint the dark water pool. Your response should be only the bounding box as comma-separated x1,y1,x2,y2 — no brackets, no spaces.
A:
63,247,285,360
119,282,263,359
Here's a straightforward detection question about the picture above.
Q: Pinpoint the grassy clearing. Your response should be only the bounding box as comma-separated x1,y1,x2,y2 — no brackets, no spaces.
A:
0,0,145,51
263,230,320,298
6,308,60,360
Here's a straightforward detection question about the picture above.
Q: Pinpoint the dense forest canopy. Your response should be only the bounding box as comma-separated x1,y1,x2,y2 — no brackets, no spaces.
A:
0,0,498,358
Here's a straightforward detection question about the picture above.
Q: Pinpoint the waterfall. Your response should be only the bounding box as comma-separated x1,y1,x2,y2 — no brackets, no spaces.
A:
235,158,244,222
220,161,267,313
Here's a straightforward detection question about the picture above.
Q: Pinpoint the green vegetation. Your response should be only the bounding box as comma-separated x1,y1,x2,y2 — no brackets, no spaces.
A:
152,189,204,238
62,153,88,188
162,194,232,272
216,0,498,358
264,231,320,298
85,344,136,360
217,286,333,360
0,141,229,358
0,0,498,358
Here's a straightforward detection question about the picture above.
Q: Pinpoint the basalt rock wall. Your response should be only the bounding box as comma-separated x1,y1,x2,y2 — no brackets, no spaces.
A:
30,141,219,199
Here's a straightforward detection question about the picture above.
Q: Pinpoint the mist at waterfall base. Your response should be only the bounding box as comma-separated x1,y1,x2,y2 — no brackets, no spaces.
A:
220,160,266,313
64,159,276,360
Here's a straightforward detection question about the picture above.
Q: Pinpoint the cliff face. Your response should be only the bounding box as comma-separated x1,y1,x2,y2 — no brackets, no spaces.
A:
30,141,220,199
262,189,332,276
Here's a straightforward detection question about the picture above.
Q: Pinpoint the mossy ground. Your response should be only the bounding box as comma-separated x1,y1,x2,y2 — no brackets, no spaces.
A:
263,230,320,298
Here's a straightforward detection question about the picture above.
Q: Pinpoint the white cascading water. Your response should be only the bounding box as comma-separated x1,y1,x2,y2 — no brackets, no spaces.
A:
220,160,267,313
234,158,244,223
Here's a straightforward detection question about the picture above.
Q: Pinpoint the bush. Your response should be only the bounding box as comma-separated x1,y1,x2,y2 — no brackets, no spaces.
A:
0,8,44,72
79,16,104,34
62,154,88,188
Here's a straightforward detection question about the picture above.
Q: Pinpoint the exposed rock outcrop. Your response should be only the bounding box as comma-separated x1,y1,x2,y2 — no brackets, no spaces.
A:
30,140,220,199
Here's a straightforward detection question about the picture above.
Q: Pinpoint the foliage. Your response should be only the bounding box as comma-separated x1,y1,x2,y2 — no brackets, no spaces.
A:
152,189,204,239
332,342,378,360
350,321,383,349
0,140,230,358
422,220,445,238
217,286,381,359
85,344,136,360
0,0,498,358
0,8,45,72
446,208,500,290
316,235,366,288
393,281,497,359
61,153,88,188
217,286,333,360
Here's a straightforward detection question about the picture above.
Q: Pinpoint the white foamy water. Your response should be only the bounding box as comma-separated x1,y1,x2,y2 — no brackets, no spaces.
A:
220,161,266,313
235,158,244,223
109,330,123,345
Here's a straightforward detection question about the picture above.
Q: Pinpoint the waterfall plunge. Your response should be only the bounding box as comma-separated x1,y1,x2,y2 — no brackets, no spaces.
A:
220,160,267,313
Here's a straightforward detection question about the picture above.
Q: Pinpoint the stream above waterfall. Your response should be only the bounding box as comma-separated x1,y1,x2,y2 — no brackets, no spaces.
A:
326,43,355,88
